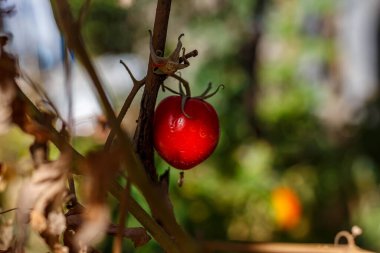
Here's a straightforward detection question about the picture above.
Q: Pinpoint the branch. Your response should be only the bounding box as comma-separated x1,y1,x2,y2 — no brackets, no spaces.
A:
104,61,146,150
179,49,198,63
113,180,131,253
131,1,200,252
15,85,180,253
202,241,375,253
108,225,150,248
133,0,172,180
66,210,151,248
77,0,92,27
51,1,199,252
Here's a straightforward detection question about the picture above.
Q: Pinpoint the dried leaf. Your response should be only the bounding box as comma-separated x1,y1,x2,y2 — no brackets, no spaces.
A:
16,152,70,248
11,97,52,142
75,204,110,250
0,163,15,192
80,149,122,204
0,219,13,251
53,244,69,253
30,210,47,233
48,211,66,236
72,149,122,250
0,41,18,134
0,79,15,134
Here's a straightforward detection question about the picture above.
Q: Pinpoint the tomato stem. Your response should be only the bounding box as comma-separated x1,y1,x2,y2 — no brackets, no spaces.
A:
181,95,192,118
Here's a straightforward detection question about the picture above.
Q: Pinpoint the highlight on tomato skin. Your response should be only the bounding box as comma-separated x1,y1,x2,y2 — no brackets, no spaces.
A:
153,95,220,170
271,186,302,230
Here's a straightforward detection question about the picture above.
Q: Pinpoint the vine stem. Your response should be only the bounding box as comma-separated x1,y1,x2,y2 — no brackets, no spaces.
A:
132,0,200,252
133,0,171,180
16,84,181,253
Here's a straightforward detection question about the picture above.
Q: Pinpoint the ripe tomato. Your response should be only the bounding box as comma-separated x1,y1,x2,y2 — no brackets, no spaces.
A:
153,96,220,170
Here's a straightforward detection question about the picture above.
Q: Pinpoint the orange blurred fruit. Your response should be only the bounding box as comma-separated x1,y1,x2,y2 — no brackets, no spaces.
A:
271,187,302,230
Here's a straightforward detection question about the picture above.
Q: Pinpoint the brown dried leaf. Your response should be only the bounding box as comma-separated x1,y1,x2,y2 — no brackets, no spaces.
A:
0,41,18,134
0,163,15,192
75,204,110,250
53,244,69,253
16,152,70,248
0,219,13,251
72,149,122,250
80,148,122,204
0,79,16,134
11,97,52,142
30,210,47,233
48,211,66,236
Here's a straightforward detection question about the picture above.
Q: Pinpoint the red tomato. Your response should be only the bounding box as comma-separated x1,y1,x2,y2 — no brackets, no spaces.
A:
153,96,220,170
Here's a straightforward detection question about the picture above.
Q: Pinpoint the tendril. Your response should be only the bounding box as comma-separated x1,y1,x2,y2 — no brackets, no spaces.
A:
194,83,225,100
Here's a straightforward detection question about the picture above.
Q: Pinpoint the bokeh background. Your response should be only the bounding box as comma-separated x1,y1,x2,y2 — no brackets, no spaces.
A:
1,0,380,252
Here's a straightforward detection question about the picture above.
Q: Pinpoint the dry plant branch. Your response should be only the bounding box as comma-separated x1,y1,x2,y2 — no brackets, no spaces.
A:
51,1,200,252
130,0,200,252
112,181,131,253
62,43,78,208
104,60,146,150
15,85,180,253
133,0,172,180
179,49,198,63
0,208,18,215
77,0,92,27
202,241,375,253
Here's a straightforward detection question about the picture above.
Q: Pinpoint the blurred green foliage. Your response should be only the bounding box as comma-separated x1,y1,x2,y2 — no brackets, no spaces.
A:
69,0,135,54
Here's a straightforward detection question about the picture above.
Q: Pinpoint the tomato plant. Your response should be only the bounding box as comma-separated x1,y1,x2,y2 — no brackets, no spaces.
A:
153,96,220,170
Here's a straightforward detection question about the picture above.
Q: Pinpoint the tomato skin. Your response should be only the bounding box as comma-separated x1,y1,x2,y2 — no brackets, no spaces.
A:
153,96,220,170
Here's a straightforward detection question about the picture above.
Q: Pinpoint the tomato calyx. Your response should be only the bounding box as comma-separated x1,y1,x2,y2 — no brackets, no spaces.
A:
162,78,224,118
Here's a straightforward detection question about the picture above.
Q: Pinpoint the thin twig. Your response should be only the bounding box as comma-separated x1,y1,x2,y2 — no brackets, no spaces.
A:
21,71,64,123
179,49,198,63
63,43,78,208
0,207,18,215
113,180,131,253
77,0,92,27
104,60,146,150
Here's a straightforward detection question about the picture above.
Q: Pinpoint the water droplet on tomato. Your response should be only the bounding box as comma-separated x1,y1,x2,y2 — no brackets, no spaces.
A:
199,129,207,138
169,118,185,132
